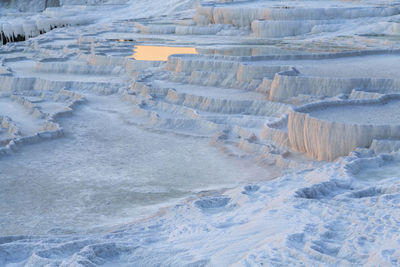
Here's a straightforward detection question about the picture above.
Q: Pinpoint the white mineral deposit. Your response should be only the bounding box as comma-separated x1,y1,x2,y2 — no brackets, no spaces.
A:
1,0,400,266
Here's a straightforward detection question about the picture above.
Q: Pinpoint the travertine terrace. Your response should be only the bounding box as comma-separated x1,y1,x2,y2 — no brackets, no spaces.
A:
1,0,400,266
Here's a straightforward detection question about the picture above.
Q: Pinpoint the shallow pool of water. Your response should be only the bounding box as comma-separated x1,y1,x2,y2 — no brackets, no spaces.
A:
0,94,271,236
130,45,198,61
355,161,400,182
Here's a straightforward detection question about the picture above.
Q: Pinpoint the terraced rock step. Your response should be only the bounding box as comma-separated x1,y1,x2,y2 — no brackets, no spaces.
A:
288,96,400,160
1,0,400,265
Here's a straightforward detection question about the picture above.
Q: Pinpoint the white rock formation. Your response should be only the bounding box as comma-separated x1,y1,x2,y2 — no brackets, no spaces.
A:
288,95,400,160
1,0,400,266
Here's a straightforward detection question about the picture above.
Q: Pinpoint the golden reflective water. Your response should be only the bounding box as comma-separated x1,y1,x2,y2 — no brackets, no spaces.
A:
130,45,198,61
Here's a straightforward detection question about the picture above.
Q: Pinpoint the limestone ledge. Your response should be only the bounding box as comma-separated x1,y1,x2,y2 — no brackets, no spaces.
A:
287,94,400,161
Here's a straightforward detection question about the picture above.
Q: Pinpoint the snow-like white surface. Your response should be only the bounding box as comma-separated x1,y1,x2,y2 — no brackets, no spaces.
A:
2,151,400,266
0,94,270,236
1,0,400,266
253,54,400,79
310,100,400,124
